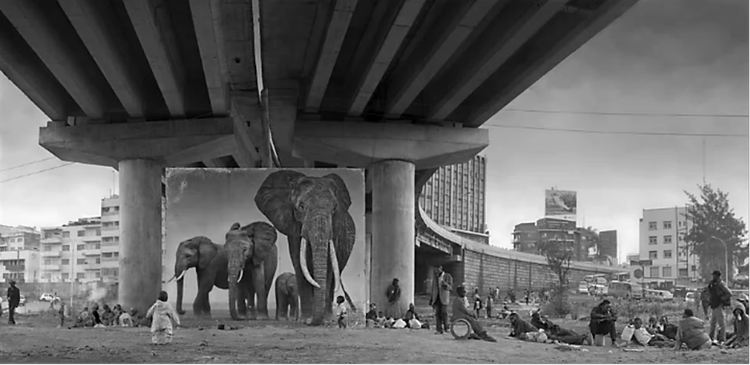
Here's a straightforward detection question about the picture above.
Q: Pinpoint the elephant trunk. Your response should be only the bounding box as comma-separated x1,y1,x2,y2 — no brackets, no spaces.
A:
311,242,329,326
228,280,239,320
228,256,245,320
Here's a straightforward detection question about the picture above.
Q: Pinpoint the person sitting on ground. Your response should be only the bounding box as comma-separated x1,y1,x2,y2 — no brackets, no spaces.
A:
645,316,659,335
498,302,511,319
452,285,496,342
90,303,104,328
589,299,618,346
738,294,749,317
72,307,93,328
724,305,749,349
119,309,133,327
674,309,712,351
112,304,123,326
656,315,679,340
621,317,673,348
101,304,115,326
335,295,348,329
546,322,591,345
508,312,537,338
375,311,387,328
366,303,378,328
404,303,423,329
531,310,550,331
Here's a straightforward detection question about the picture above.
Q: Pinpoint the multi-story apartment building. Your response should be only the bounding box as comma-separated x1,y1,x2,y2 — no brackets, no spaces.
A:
595,230,618,262
0,226,41,283
0,225,41,251
512,222,539,253
40,217,102,283
639,207,699,284
419,154,488,244
100,195,121,283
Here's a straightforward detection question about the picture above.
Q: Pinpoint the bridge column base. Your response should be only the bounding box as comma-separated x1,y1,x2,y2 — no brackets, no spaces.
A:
370,160,415,315
117,159,163,315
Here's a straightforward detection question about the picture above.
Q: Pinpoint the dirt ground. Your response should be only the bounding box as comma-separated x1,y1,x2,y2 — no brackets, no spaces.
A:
1,307,747,364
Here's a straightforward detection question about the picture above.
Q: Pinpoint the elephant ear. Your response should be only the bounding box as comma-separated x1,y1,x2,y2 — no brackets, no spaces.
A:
194,236,217,269
254,170,306,237
323,173,352,211
323,173,355,272
244,221,278,266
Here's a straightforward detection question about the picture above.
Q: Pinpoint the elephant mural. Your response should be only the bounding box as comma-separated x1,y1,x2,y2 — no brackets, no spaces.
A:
224,221,279,320
275,272,299,321
166,236,228,317
255,170,356,326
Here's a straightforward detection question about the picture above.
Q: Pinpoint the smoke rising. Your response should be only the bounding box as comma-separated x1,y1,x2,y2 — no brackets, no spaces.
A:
87,287,108,303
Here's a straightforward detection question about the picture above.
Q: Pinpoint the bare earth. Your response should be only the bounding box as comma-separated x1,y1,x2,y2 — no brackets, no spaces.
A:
1,307,747,364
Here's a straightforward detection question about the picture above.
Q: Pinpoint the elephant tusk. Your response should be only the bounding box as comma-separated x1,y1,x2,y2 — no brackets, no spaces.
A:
237,269,244,283
175,270,186,282
164,275,175,284
329,240,340,295
300,237,320,289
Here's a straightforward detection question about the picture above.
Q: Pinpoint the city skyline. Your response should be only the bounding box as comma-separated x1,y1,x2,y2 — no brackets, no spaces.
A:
0,0,748,264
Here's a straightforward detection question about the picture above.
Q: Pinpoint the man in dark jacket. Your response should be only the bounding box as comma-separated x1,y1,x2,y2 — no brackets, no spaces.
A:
6,280,20,325
589,299,618,346
707,270,732,342
430,265,453,334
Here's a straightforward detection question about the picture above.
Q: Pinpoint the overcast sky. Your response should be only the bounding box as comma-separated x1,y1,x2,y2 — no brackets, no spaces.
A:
0,0,747,263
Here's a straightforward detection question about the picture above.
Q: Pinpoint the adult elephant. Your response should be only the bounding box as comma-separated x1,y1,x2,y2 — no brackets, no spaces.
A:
224,221,278,320
275,272,298,321
165,236,228,317
255,170,356,326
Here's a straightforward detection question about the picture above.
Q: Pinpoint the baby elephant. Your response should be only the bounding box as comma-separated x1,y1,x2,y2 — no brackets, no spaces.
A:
275,272,299,321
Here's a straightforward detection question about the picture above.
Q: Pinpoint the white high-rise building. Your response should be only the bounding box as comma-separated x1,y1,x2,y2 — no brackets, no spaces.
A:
638,207,700,284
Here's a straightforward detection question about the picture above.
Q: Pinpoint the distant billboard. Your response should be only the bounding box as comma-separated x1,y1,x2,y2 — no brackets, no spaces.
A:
545,189,577,222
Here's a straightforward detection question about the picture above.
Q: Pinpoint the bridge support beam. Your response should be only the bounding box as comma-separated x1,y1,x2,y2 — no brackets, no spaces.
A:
118,159,163,315
370,160,415,315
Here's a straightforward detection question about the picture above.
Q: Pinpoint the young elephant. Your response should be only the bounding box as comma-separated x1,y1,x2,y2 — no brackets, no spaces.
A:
275,272,299,321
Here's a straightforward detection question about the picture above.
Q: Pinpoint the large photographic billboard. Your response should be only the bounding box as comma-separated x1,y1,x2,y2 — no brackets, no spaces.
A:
545,189,577,222
164,168,366,320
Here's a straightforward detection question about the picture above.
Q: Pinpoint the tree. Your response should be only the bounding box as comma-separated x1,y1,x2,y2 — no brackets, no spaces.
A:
684,183,748,282
539,240,574,316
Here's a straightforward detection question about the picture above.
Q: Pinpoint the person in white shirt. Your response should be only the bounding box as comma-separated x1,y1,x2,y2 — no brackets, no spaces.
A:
621,317,674,347
335,295,348,329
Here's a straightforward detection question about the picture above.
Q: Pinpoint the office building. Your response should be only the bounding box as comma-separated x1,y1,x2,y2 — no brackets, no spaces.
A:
419,154,488,243
596,230,618,262
512,222,539,253
638,207,699,283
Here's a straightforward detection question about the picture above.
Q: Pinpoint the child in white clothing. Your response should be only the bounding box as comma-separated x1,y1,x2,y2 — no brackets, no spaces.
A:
146,291,180,344
335,295,348,328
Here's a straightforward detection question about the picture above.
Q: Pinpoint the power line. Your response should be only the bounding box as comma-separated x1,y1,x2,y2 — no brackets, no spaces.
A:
0,163,75,183
483,123,748,137
502,108,750,118
0,157,56,173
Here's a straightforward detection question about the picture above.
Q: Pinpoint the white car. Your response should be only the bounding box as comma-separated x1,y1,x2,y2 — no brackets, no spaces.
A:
39,293,60,302
577,282,589,295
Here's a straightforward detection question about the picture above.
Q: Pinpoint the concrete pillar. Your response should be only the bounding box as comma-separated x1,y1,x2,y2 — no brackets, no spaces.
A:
118,159,163,314
370,160,415,313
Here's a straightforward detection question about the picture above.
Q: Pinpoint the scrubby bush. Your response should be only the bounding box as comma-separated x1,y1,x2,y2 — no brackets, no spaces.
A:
542,288,572,318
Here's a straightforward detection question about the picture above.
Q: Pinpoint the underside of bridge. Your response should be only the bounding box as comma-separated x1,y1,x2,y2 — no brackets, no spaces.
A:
0,0,638,320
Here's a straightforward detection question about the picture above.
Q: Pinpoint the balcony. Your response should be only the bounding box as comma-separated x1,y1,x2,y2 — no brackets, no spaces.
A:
43,264,62,271
41,237,62,244
85,262,101,270
42,250,62,257
84,250,100,256
4,264,24,271
101,257,118,263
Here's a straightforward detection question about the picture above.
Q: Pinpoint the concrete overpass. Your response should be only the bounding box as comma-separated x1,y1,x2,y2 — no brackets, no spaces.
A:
0,0,638,319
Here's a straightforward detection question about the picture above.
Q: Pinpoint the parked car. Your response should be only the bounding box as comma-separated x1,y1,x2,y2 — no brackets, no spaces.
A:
577,281,590,295
608,281,643,300
644,289,673,302
589,284,608,296
39,293,60,302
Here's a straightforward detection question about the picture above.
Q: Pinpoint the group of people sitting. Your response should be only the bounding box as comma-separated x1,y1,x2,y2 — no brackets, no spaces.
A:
365,302,429,330
67,301,144,329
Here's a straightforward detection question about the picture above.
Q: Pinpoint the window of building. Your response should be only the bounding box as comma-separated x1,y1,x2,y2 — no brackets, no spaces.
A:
44,259,52,265
77,273,85,279
95,272,101,278
95,228,101,236
95,243,101,249
691,265,697,272
662,267,672,278
663,221,672,229
679,268,688,277
649,236,657,245
664,250,672,258
77,259,85,265
77,230,85,237
648,251,658,259
649,267,659,277
648,222,657,230
62,231,70,238
95,258,101,264
664,235,672,244
62,273,69,279
62,245,70,251
62,259,69,265
77,244,84,250
43,245,52,251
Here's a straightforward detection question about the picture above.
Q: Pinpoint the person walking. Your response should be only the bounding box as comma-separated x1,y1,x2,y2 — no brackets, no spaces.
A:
6,280,20,325
707,270,732,343
430,265,453,335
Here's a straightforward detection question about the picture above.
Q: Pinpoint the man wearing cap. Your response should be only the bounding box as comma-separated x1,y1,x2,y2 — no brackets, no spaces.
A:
707,270,732,342
6,279,20,325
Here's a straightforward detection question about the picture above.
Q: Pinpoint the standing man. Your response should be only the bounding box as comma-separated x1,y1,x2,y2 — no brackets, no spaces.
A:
430,265,453,334
6,279,20,325
707,270,732,343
